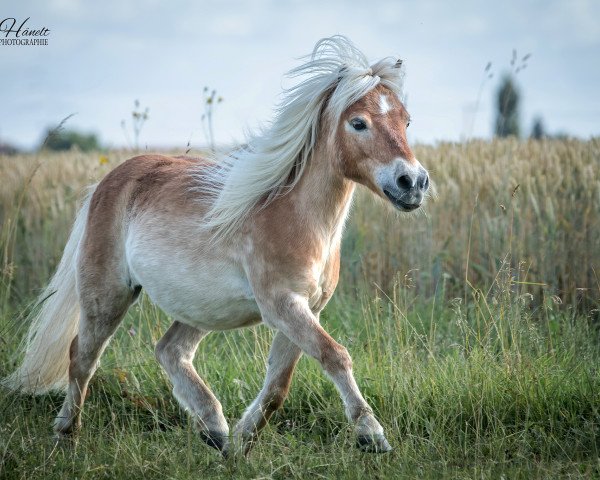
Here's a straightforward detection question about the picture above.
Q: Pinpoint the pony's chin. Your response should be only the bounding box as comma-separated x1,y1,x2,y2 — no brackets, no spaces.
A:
383,189,421,212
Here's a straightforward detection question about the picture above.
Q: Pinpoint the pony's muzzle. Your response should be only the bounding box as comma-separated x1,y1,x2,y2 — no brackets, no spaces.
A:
380,161,429,211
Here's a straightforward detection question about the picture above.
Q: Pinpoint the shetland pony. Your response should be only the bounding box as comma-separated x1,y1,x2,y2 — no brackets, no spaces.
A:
5,36,429,455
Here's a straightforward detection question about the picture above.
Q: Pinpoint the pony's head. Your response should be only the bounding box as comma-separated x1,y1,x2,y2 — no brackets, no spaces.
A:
335,83,429,211
316,37,429,211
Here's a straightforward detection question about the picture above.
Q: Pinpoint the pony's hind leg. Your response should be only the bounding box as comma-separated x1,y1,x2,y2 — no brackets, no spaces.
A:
232,331,302,455
155,321,229,453
54,287,134,436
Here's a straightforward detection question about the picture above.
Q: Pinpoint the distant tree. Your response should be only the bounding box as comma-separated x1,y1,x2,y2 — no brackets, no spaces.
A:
551,131,571,141
495,74,520,137
41,128,102,152
0,141,19,155
530,116,546,139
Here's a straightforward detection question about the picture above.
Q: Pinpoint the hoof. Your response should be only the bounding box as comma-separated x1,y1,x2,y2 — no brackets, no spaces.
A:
223,431,255,459
199,430,229,453
52,430,78,449
53,418,80,438
356,434,392,453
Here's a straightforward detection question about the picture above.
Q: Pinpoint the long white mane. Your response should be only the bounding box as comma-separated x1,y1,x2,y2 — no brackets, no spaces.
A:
192,35,404,240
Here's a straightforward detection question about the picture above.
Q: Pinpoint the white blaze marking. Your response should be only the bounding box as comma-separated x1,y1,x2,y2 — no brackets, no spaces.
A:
379,94,391,115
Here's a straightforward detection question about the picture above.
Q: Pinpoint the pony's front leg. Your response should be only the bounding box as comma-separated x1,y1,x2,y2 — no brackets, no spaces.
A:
231,331,302,455
258,292,392,453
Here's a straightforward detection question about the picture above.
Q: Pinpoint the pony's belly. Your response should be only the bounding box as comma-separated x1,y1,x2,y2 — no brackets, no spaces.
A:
162,284,262,331
128,251,262,330
174,292,263,331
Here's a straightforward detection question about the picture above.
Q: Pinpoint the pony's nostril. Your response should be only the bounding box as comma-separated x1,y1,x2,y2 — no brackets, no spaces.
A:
396,174,413,190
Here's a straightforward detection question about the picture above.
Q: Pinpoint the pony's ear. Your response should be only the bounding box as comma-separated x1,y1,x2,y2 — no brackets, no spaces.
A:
394,59,403,69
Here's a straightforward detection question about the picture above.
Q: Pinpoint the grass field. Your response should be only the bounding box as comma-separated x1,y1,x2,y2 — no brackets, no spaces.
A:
1,139,599,479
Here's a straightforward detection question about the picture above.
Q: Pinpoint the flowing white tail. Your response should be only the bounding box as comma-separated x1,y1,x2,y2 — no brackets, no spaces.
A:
3,187,95,394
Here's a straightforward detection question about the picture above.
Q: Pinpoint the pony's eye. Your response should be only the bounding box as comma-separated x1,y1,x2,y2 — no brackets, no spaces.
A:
406,121,410,128
350,118,368,131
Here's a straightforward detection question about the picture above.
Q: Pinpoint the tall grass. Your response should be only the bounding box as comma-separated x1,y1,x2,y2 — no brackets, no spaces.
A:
2,139,599,310
0,140,599,478
344,138,600,309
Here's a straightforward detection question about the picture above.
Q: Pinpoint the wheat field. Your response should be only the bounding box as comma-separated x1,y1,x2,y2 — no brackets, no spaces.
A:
0,139,599,479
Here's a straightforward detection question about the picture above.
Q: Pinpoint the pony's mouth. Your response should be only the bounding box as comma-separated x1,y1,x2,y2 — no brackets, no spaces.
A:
383,189,420,211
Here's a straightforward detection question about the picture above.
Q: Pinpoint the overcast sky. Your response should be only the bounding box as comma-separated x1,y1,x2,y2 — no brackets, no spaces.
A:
2,0,599,150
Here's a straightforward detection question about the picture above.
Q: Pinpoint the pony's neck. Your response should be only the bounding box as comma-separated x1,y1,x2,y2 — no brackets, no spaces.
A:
292,139,355,240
